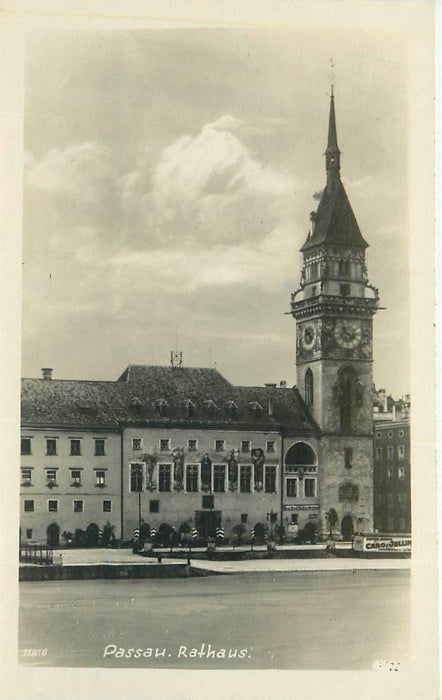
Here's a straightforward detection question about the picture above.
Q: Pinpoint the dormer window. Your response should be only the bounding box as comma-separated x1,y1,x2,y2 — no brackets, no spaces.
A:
154,398,168,416
130,397,143,412
248,401,263,414
183,399,196,417
225,400,238,415
204,400,217,418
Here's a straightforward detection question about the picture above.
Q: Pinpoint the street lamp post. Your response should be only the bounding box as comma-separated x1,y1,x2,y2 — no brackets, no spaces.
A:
135,464,143,530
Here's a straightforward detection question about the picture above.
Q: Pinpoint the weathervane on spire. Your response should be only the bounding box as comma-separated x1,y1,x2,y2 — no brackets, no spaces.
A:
330,58,335,97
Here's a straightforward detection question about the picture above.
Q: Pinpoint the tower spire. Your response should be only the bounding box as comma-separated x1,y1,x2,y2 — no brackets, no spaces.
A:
325,85,341,184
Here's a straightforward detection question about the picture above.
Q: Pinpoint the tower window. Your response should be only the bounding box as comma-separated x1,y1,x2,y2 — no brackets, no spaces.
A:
338,367,357,434
340,283,351,297
311,286,317,297
344,447,353,469
305,369,314,407
339,260,351,278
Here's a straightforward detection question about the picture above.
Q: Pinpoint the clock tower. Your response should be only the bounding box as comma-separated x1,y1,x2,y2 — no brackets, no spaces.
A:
290,89,379,538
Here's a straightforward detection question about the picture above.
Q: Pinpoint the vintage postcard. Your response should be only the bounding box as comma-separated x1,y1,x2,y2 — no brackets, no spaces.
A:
0,1,438,699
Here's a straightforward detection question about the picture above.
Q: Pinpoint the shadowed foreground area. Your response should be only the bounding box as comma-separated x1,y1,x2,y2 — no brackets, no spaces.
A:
19,570,409,670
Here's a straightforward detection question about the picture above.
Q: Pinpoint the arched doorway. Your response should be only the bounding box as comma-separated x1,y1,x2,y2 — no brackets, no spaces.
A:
86,523,100,547
47,523,60,547
303,522,317,543
341,515,354,541
253,522,265,543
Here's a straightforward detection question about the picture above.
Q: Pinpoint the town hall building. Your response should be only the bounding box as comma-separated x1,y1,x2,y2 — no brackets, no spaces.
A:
20,92,379,546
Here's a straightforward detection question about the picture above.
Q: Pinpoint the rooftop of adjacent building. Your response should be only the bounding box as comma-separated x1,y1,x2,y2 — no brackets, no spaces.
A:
21,365,319,436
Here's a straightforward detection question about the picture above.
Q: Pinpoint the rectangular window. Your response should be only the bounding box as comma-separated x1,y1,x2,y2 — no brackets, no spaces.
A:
70,439,81,456
344,448,353,469
240,465,252,493
46,469,58,486
96,470,106,486
387,468,392,478
70,469,81,486
215,439,226,452
398,445,405,459
304,478,316,497
160,438,171,452
159,464,171,492
340,283,351,297
24,499,34,512
46,438,57,456
21,438,31,455
21,468,32,486
291,514,299,524
241,513,248,524
387,446,394,459
94,439,105,456
149,500,159,513
48,500,58,512
375,447,382,459
266,440,276,453
26,529,32,540
132,438,142,451
241,440,251,454
311,285,317,297
398,467,405,480
286,478,298,497
130,463,143,492
187,439,198,452
103,500,112,513
265,466,277,493
213,465,226,493
73,500,84,513
202,495,214,509
186,464,198,492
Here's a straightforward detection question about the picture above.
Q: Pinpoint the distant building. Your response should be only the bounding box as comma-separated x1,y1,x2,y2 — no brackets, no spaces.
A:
373,412,411,534
373,386,410,423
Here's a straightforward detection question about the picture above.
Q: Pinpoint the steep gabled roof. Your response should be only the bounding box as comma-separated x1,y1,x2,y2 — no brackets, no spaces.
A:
301,179,368,251
21,365,319,435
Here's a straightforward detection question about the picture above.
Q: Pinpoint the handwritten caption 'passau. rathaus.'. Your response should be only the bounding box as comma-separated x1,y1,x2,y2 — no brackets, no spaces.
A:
103,643,251,660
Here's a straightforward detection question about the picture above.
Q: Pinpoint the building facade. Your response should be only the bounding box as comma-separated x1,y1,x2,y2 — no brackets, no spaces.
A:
20,93,379,545
373,418,411,534
21,365,320,544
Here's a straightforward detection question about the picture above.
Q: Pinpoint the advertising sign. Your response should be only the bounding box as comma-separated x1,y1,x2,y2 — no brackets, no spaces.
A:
353,535,411,553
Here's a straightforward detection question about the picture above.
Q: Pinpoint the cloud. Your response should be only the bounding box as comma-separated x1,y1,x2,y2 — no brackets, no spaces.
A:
121,115,295,248
26,142,113,204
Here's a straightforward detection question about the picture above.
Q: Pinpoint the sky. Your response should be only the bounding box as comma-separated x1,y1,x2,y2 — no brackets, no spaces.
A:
22,28,410,396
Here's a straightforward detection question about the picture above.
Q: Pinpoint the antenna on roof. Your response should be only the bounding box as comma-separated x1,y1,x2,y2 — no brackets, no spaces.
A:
170,350,183,369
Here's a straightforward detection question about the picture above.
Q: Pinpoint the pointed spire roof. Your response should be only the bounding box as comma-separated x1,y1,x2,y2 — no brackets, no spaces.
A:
301,92,368,252
325,87,340,156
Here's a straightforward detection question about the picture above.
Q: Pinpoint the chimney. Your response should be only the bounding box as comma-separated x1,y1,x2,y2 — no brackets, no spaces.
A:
42,367,53,380
265,383,276,417
279,380,287,388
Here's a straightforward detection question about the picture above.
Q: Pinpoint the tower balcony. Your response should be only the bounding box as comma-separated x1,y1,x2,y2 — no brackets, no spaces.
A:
290,292,379,320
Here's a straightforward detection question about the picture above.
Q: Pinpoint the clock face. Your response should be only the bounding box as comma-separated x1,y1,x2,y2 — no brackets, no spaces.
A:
301,322,317,350
334,320,362,349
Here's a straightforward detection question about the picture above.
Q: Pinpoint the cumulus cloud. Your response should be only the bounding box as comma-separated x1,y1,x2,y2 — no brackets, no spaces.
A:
26,142,113,204
121,115,295,247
